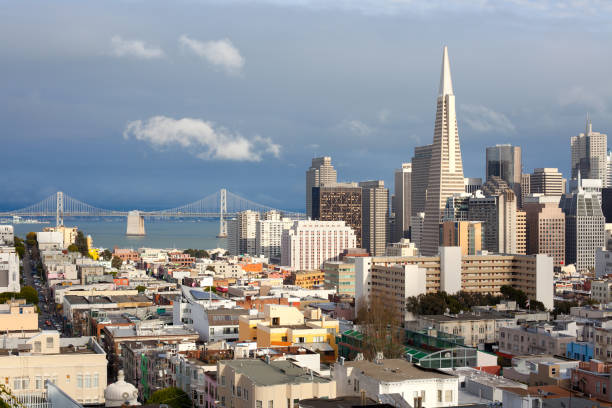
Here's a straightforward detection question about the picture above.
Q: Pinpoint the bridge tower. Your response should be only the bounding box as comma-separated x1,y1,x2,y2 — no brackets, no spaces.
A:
56,191,64,227
217,189,228,238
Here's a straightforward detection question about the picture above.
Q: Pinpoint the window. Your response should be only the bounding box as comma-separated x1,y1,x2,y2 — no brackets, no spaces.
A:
445,390,453,402
237,386,241,397
46,337,54,348
36,376,42,390
421,391,426,401
210,328,215,335
93,374,99,387
84,375,91,388
597,383,600,393
22,378,29,389
269,401,274,408
438,391,442,402
13,378,22,390
34,342,41,353
256,401,263,408
221,376,226,386
77,374,83,389
244,389,248,400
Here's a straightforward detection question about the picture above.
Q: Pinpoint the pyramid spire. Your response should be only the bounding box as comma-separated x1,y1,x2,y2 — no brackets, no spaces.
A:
438,46,454,96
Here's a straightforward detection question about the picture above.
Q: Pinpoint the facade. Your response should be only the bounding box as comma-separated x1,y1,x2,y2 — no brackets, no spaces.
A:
333,358,459,408
411,145,433,216
281,220,357,271
385,238,419,257
591,279,612,304
312,184,362,248
0,299,38,333
603,188,612,223
256,213,295,260
0,247,20,293
440,221,483,256
410,213,425,251
217,359,336,408
571,118,608,187
560,190,605,272
422,47,466,256
228,210,260,256
393,163,412,242
0,225,14,246
464,177,482,194
192,306,248,342
0,331,107,405
306,156,338,218
469,185,518,254
516,210,526,255
498,322,577,356
417,313,517,346
42,225,78,248
523,195,566,267
359,180,388,256
286,270,326,289
486,144,522,206
354,250,554,318
521,173,531,208
323,261,355,296
530,168,564,196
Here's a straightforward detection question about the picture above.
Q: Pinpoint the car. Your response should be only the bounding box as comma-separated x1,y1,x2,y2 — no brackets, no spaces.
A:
45,320,51,326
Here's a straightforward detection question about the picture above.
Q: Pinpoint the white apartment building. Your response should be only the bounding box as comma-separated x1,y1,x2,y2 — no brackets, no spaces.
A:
333,358,459,408
256,213,295,260
36,231,64,251
0,247,20,293
498,322,577,356
591,279,612,304
227,210,259,256
281,220,356,271
0,225,14,246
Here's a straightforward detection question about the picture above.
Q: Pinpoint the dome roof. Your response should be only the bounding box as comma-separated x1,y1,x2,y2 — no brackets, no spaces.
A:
104,370,140,407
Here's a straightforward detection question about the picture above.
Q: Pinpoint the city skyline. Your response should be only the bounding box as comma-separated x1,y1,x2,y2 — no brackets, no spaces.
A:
2,1,612,211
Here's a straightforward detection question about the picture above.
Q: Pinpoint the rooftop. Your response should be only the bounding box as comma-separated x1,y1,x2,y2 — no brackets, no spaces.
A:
344,359,456,382
222,359,331,386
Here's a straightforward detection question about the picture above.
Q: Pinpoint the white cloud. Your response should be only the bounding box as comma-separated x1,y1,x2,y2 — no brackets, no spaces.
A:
460,104,516,133
558,86,607,114
123,116,280,161
338,119,373,136
179,35,244,74
110,35,165,59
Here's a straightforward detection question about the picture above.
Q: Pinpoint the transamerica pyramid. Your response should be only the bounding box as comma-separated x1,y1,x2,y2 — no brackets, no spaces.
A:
421,46,465,255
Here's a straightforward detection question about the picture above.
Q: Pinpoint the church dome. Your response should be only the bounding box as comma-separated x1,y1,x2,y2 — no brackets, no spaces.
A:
104,370,140,407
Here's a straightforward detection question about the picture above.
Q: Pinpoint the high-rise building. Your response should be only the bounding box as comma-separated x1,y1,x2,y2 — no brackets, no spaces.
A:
410,212,425,251
281,220,357,270
312,184,363,247
468,186,518,255
255,211,295,261
516,210,526,255
359,180,388,256
607,151,612,187
486,144,522,205
521,173,531,208
530,168,564,196
524,195,566,267
411,145,432,216
560,190,605,272
464,177,482,194
440,220,483,255
306,157,337,218
443,193,471,221
227,210,259,256
602,188,612,223
422,46,465,255
571,117,607,187
392,163,412,242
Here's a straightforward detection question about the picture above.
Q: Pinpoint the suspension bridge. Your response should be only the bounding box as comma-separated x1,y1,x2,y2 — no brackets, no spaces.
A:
0,189,305,237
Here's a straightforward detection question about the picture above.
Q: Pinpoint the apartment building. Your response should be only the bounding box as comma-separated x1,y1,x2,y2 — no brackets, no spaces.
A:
591,279,612,304
286,270,326,289
354,248,554,320
0,246,20,293
0,299,38,334
217,359,335,408
312,184,363,248
323,261,355,296
417,312,517,346
530,168,565,196
498,322,577,356
440,221,483,256
0,331,107,405
239,305,339,362
256,212,295,260
524,194,566,267
0,225,14,245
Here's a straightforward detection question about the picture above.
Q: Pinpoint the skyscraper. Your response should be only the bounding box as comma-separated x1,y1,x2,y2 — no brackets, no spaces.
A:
421,46,465,255
486,144,522,205
306,157,337,218
359,180,389,256
410,144,432,216
392,163,412,242
312,183,362,247
524,195,565,267
227,210,260,256
571,117,607,187
530,168,564,196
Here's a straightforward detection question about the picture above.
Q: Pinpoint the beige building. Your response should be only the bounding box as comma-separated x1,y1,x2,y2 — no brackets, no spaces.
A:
591,279,612,304
417,313,517,346
306,156,338,219
499,322,576,356
0,299,38,333
217,359,335,408
323,261,355,296
393,163,412,242
571,118,608,187
42,225,78,249
355,249,554,320
359,180,389,256
228,210,260,256
385,238,419,257
0,331,107,405
530,168,564,196
516,210,526,255
524,194,565,267
440,221,483,255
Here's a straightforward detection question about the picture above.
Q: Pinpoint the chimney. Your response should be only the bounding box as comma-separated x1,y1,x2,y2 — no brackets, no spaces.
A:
418,396,422,408
339,356,345,366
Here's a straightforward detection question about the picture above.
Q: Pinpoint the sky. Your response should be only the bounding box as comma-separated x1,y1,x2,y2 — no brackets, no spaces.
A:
1,0,612,212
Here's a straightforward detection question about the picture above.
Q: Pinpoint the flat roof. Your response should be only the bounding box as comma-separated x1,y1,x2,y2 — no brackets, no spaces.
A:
222,359,331,386
344,359,456,382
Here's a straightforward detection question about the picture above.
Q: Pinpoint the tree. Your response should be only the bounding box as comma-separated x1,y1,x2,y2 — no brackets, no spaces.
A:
67,244,79,252
111,256,123,269
500,285,528,308
136,285,146,293
146,387,191,408
183,249,209,258
101,249,112,261
206,265,215,272
75,231,89,257
25,232,37,247
356,296,405,360
19,286,39,305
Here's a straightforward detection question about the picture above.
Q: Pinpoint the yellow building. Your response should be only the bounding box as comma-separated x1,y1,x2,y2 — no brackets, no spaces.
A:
0,299,38,334
0,331,107,405
287,270,326,289
239,305,339,362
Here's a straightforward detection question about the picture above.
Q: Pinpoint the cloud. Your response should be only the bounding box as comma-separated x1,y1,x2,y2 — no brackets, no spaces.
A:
377,109,391,124
338,119,373,136
179,35,244,74
123,116,280,161
558,86,607,114
460,104,516,133
110,36,165,59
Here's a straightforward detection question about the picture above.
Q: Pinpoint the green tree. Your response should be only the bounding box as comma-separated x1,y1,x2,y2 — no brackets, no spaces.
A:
25,231,37,247
206,265,215,272
67,244,79,252
101,249,113,261
500,285,528,308
146,387,191,408
136,285,146,293
19,286,39,305
183,249,210,258
356,296,406,360
75,231,89,257
111,256,123,269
